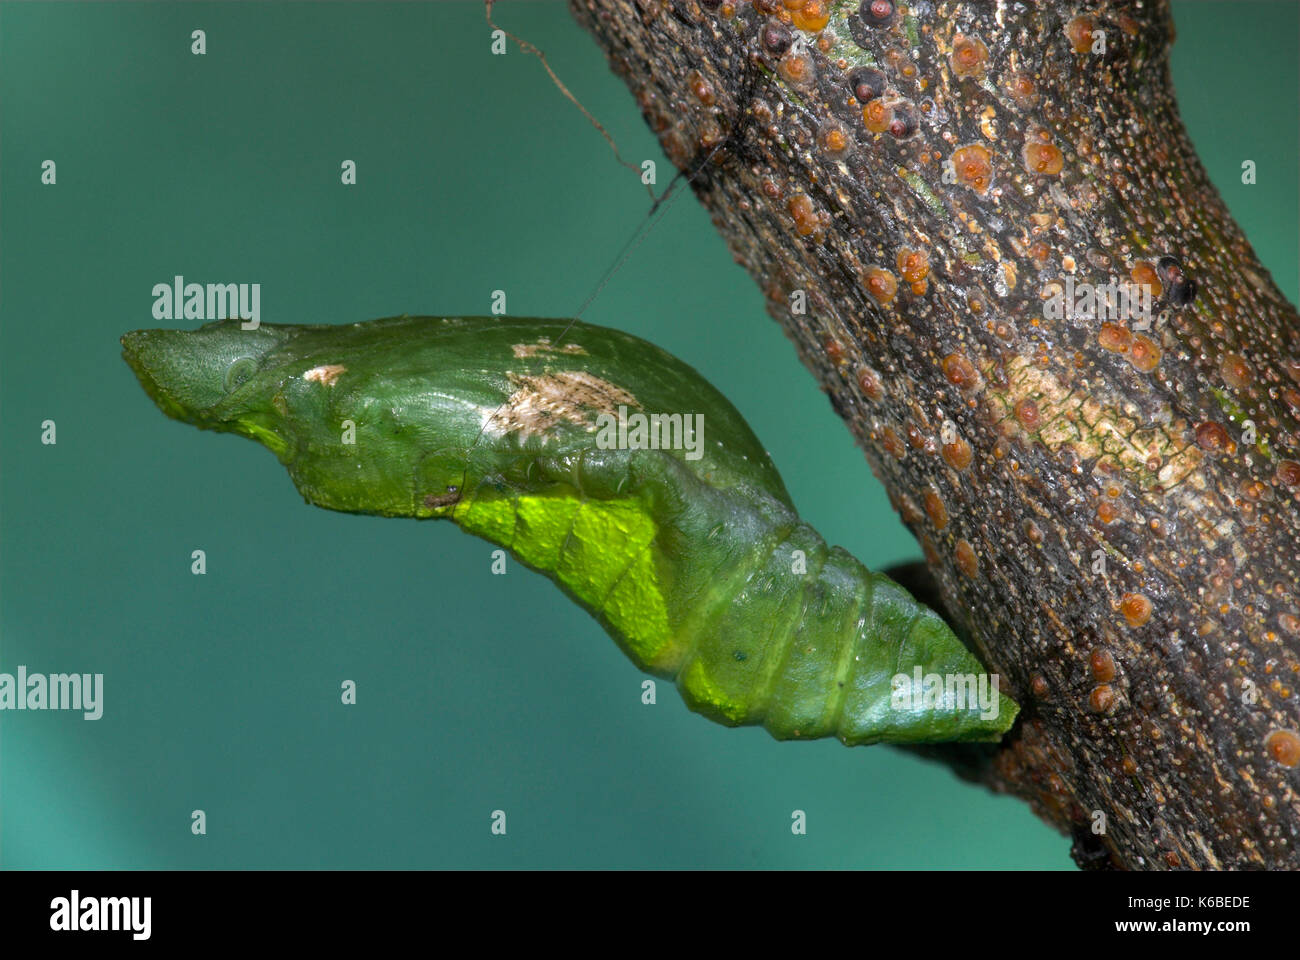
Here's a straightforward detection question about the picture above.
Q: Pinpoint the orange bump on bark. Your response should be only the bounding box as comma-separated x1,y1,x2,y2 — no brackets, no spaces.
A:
790,0,829,31
1194,421,1230,452
1276,460,1300,487
1005,73,1038,106
950,35,988,78
1030,674,1050,698
1089,684,1116,713
1265,729,1300,768
1066,15,1098,53
942,438,973,471
787,193,818,236
1014,398,1041,431
823,337,845,365
1090,648,1117,682
954,539,979,577
1130,260,1162,298
1121,592,1153,627
819,122,849,155
688,71,716,106
1240,478,1267,501
697,118,725,150
1128,334,1160,372
1022,140,1064,175
857,365,884,401
1098,322,1132,353
1096,501,1118,524
862,98,894,134
864,266,898,304
882,426,906,459
941,353,980,391
896,247,930,283
951,143,993,194
923,489,948,530
779,50,814,85
1219,353,1254,391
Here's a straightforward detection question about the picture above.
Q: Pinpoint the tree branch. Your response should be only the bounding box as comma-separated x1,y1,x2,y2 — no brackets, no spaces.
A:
570,0,1300,869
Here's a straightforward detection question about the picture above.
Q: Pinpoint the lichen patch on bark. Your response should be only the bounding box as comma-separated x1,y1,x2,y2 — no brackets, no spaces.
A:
984,353,1204,492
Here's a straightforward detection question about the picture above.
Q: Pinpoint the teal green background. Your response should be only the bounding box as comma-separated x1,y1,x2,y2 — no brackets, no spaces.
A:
1,2,1295,869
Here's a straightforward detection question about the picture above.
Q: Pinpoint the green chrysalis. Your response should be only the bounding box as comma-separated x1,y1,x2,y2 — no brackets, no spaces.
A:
121,315,1017,744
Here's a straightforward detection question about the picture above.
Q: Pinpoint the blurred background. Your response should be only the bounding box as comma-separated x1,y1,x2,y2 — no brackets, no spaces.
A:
1,1,1295,869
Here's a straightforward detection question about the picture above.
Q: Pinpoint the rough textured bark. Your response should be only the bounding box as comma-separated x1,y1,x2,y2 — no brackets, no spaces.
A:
569,0,1300,870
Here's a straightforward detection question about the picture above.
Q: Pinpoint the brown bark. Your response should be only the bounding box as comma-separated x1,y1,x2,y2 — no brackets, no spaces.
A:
569,0,1300,869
